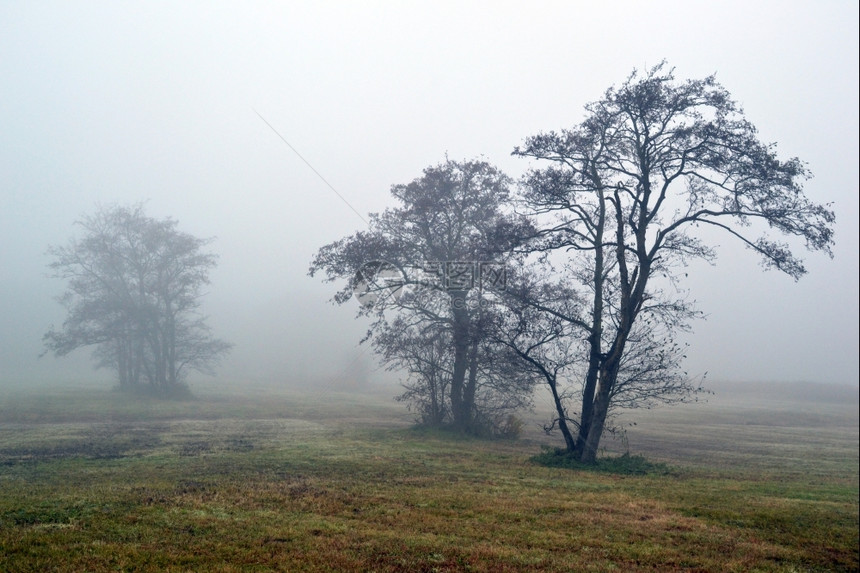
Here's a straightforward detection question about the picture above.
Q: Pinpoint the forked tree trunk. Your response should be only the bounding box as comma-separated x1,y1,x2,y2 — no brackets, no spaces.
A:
575,179,607,457
578,374,613,463
578,324,629,463
574,338,602,456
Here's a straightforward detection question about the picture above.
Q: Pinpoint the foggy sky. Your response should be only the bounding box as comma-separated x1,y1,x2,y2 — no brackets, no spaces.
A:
1,1,857,391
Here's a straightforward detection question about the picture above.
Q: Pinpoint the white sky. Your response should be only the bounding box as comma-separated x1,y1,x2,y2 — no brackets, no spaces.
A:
1,1,857,389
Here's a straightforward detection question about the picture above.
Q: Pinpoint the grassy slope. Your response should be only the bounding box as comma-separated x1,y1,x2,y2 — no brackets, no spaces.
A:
0,382,857,572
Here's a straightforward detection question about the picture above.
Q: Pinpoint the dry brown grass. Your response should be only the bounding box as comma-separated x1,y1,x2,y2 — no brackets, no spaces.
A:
0,382,856,571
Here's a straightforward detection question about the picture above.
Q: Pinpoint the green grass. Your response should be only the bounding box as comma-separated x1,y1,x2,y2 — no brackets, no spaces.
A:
0,383,856,571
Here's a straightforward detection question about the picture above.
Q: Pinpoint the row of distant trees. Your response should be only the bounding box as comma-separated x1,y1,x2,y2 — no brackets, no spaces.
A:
309,64,834,462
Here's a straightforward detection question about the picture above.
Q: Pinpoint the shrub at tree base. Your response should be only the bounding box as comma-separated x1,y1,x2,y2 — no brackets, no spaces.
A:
531,447,672,476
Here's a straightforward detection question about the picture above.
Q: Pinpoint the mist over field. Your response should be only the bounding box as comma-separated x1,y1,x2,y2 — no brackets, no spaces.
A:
2,7,858,567
1,1,858,395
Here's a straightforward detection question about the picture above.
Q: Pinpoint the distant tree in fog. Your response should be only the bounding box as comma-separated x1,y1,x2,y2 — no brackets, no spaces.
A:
43,204,232,397
309,159,535,434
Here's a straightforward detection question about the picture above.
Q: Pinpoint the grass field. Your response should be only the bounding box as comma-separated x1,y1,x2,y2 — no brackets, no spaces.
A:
0,381,857,572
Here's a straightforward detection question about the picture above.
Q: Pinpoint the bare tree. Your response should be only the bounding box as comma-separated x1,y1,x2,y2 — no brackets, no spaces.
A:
309,159,534,433
43,204,232,397
513,63,834,462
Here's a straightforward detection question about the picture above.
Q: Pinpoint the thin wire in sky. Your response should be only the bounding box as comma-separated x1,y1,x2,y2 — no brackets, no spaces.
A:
254,109,368,226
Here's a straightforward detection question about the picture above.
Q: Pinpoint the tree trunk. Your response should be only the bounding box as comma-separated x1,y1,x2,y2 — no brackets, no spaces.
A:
579,332,627,463
429,371,444,425
575,179,606,456
548,374,576,452
579,373,612,463
449,291,470,430
165,303,177,387
117,338,129,389
463,336,480,432
574,336,601,456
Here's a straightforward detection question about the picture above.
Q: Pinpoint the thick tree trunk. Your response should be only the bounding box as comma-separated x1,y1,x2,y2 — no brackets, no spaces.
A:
575,185,645,462
575,180,606,457
579,373,613,463
573,338,601,456
463,337,479,431
449,291,471,431
579,322,630,463
165,306,177,387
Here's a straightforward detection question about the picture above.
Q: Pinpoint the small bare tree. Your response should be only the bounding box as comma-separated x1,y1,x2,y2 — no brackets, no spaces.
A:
382,319,452,426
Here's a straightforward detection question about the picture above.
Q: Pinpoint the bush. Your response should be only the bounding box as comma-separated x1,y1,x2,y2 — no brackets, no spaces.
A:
407,413,525,441
530,447,671,475
466,412,525,440
495,414,525,440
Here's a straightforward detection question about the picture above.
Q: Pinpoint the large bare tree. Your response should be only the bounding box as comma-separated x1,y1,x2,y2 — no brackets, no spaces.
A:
513,63,834,462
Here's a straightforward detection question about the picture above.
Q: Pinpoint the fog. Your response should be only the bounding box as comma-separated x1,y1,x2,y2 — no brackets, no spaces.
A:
1,1,857,393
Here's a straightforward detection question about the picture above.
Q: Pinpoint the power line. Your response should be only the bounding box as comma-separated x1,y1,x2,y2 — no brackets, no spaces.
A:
254,109,368,226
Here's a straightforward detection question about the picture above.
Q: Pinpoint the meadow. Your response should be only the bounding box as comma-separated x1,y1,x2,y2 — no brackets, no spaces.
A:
0,380,856,572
